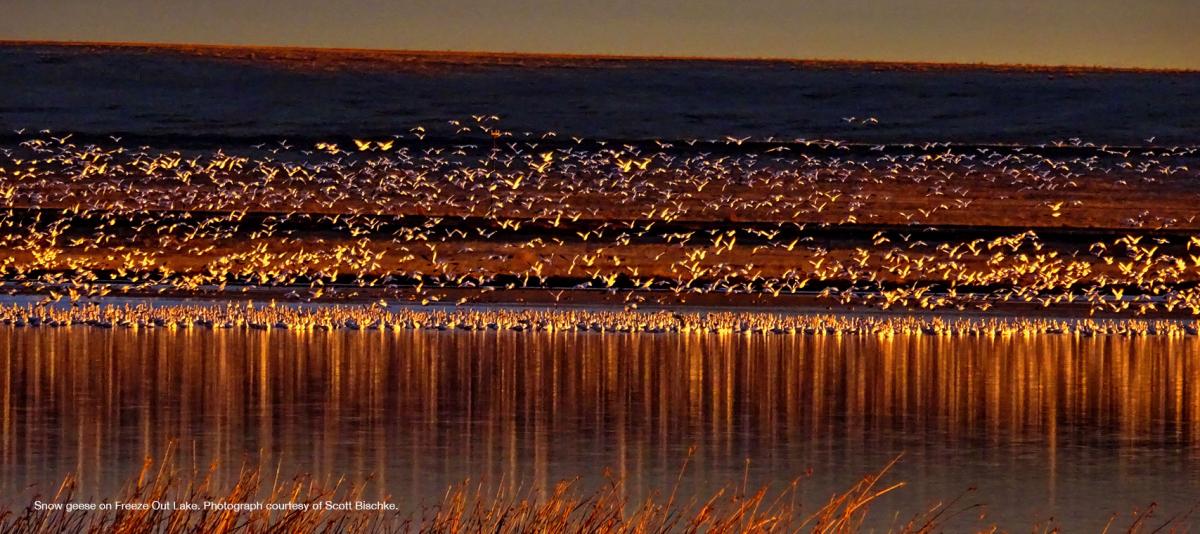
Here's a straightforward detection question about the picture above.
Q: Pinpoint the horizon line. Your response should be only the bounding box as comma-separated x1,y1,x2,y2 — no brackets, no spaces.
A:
3,39,1198,74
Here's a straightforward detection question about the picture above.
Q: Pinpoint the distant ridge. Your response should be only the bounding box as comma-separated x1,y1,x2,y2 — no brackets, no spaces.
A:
2,39,1196,75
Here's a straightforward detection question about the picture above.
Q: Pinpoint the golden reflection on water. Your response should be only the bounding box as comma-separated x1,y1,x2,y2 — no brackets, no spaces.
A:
2,327,1199,518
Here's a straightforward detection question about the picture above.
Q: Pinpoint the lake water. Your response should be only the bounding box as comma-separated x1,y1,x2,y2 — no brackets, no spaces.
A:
3,326,1199,530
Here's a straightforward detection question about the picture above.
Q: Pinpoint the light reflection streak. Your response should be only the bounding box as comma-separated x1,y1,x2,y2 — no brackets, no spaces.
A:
0,327,1197,524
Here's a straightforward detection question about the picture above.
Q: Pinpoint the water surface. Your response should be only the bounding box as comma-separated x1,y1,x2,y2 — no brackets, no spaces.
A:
3,327,1198,530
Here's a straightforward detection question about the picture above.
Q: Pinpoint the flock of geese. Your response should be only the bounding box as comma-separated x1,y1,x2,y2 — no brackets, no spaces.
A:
1,119,1199,332
2,301,1197,337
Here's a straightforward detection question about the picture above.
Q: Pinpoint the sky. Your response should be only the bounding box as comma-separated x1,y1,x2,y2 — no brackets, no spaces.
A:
2,0,1198,69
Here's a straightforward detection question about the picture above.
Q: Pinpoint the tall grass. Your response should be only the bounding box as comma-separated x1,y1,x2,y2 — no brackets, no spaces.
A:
0,451,1187,533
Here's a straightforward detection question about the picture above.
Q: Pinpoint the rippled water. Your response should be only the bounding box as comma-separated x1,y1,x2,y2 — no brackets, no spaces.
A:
3,327,1199,529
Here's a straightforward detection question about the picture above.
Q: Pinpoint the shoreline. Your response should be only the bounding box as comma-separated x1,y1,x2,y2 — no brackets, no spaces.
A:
5,39,1198,75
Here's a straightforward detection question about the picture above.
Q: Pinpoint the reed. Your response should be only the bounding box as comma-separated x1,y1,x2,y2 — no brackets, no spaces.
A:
0,451,1185,533
0,449,928,534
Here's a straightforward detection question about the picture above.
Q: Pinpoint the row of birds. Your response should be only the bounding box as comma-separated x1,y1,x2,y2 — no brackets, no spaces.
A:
3,302,1197,337
1,123,1199,317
